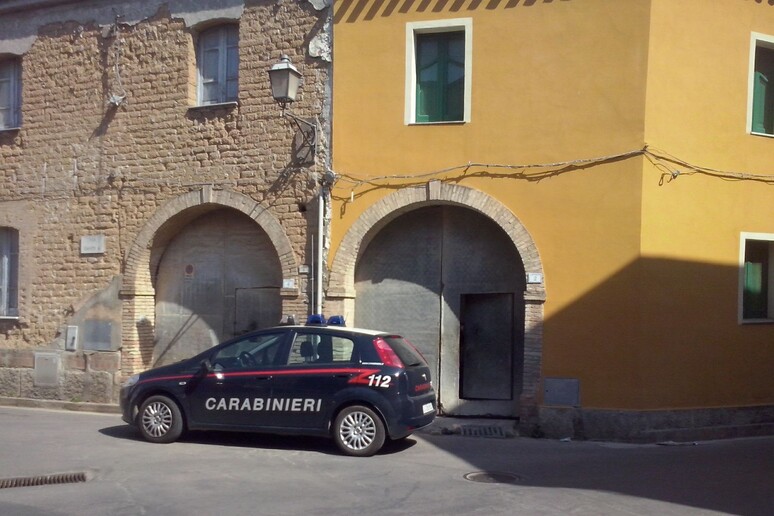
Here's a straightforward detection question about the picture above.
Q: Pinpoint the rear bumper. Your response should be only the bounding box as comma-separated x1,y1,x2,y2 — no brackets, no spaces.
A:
387,392,437,439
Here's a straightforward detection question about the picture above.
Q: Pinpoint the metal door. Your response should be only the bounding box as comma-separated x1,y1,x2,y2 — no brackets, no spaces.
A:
154,209,282,366
460,293,514,400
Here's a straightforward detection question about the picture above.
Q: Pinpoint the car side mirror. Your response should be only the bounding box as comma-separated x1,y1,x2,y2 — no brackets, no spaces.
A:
200,358,213,374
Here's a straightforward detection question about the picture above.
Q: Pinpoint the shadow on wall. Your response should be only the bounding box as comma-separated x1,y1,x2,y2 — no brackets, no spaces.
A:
542,256,773,412
334,0,572,23
420,255,773,515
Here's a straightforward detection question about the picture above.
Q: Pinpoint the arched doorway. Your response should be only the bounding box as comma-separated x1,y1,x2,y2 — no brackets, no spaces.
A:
121,189,302,375
354,205,526,417
151,208,283,366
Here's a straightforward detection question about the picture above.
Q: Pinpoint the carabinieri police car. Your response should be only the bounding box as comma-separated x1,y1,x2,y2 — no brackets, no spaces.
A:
120,316,436,457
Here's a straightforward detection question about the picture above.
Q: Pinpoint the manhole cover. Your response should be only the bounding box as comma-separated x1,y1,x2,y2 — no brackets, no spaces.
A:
464,471,522,484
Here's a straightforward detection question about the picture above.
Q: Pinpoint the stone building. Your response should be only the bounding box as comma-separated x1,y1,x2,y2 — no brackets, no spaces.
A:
0,0,331,404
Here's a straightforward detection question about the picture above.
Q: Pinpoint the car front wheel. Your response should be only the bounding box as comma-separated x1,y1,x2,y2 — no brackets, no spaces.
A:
137,395,183,444
333,405,385,457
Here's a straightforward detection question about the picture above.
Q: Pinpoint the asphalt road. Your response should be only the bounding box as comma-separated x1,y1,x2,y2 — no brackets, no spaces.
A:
0,406,771,515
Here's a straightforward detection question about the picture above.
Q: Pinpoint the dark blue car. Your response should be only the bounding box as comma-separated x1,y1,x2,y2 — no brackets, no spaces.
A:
120,317,436,457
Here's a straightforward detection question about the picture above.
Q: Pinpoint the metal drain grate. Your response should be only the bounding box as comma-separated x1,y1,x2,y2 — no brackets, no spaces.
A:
459,425,508,438
0,472,88,489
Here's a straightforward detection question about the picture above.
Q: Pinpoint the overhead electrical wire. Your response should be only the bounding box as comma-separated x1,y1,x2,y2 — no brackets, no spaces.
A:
329,145,774,203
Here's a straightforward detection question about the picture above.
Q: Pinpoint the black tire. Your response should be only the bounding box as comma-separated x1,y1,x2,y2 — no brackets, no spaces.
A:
137,395,184,444
332,405,386,457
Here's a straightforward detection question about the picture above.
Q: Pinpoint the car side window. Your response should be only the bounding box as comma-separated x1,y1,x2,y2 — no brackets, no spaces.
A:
287,333,357,365
211,333,286,370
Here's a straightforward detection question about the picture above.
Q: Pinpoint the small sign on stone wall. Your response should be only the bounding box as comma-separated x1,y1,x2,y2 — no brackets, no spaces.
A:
80,235,106,255
83,320,113,351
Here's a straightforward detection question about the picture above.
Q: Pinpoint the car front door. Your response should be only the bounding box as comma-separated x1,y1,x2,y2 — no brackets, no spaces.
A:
185,331,289,429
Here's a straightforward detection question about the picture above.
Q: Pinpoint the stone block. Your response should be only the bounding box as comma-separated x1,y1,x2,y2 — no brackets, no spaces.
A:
86,351,121,372
63,353,87,371
20,369,60,400
0,368,21,397
62,370,114,404
0,349,35,368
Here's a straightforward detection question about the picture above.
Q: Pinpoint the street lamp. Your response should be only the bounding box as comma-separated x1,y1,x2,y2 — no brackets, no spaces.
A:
268,55,317,164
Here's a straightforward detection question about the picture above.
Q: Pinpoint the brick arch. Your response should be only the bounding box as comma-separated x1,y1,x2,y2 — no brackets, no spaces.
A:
326,182,545,433
120,188,299,374
328,182,544,300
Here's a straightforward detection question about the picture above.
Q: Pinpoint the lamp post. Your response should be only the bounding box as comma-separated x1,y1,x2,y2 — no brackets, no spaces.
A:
268,55,317,164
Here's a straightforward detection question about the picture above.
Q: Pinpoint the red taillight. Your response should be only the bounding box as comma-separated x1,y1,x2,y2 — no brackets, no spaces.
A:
373,337,404,368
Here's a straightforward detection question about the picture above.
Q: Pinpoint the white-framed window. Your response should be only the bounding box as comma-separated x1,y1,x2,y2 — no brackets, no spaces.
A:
748,33,774,137
0,227,19,318
739,232,774,323
197,24,239,106
0,58,21,130
405,18,472,125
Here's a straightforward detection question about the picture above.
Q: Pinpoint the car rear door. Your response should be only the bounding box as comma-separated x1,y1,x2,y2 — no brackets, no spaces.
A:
266,330,361,430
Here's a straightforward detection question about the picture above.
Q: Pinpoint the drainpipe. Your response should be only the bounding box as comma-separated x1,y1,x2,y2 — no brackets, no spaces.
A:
316,192,324,314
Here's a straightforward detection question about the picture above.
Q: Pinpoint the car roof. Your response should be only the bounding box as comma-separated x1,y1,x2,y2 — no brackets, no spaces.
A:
272,325,392,337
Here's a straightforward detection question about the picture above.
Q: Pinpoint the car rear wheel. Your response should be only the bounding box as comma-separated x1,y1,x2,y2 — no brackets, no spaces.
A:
138,395,183,444
333,405,385,457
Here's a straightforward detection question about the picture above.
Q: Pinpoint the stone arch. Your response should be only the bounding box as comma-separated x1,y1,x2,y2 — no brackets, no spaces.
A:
120,187,299,374
326,182,545,432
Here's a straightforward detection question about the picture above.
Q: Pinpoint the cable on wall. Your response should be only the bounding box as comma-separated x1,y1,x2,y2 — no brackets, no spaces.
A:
328,145,774,204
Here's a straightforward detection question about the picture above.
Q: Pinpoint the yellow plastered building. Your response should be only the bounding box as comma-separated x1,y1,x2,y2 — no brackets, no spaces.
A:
327,0,774,440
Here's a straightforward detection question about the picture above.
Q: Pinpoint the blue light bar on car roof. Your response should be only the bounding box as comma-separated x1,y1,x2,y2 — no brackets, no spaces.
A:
327,315,346,326
306,314,326,325
305,314,345,326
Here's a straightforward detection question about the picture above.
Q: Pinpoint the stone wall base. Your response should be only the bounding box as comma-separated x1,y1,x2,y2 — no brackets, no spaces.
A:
0,349,122,404
538,405,774,442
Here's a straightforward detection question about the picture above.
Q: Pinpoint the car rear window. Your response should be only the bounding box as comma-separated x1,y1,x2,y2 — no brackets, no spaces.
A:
382,336,425,367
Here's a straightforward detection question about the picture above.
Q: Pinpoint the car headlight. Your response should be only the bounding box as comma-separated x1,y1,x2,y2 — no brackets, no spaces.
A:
123,374,140,388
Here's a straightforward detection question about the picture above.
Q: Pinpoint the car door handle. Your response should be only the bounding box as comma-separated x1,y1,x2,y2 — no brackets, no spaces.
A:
334,373,352,379
255,376,272,381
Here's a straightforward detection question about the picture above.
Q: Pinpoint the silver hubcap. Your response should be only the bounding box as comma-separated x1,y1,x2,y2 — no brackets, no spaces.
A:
142,401,173,438
339,411,376,451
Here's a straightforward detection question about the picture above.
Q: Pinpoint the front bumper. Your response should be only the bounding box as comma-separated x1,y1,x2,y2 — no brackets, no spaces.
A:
119,386,135,425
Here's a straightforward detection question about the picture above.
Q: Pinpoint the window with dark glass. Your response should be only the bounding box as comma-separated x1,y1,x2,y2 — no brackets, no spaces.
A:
752,44,774,135
211,333,285,370
415,31,465,123
198,25,239,105
0,58,21,130
743,239,772,320
0,227,19,317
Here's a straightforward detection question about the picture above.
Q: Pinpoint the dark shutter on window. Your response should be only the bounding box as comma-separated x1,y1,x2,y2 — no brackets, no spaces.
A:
752,46,774,135
743,240,769,319
416,31,465,123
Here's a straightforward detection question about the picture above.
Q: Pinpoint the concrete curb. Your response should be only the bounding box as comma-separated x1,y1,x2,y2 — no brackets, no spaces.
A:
0,397,121,414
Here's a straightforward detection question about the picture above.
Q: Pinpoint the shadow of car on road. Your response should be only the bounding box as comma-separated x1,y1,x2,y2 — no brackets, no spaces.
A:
98,424,417,457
